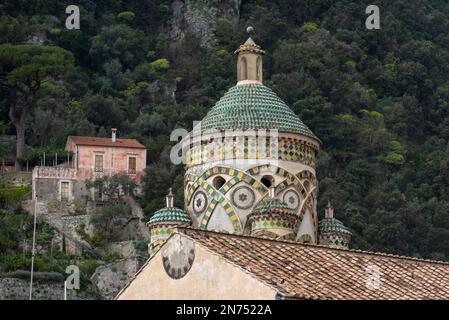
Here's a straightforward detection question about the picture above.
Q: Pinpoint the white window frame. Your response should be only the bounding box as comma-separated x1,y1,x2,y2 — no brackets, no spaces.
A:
93,152,104,173
127,155,137,175
59,180,72,202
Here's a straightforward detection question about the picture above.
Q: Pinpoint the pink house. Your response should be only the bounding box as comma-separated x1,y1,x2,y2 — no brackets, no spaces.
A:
65,130,147,183
32,130,146,207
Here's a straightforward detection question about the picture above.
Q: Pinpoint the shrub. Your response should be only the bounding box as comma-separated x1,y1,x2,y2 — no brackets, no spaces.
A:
159,4,169,13
101,252,122,263
134,239,150,255
300,22,318,32
117,11,135,24
149,58,170,71
0,186,31,206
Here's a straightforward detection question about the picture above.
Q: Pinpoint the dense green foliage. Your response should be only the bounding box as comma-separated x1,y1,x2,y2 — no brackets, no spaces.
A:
85,174,136,200
87,203,132,247
0,43,75,169
1,0,449,260
0,209,100,290
0,185,31,207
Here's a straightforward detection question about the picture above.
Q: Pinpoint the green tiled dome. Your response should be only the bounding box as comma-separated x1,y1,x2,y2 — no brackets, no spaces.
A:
253,198,292,215
199,83,318,140
147,207,192,226
319,218,352,235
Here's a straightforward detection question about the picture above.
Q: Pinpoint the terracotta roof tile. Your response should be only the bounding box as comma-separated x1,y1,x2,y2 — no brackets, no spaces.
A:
177,227,449,300
67,136,145,149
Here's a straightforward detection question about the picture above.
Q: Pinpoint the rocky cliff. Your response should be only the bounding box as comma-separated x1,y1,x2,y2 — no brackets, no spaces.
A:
169,0,241,47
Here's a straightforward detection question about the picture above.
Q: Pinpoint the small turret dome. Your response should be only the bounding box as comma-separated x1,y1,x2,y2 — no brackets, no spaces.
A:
147,189,192,256
252,197,292,215
318,218,352,234
147,188,192,226
147,207,192,226
246,187,298,240
318,201,352,249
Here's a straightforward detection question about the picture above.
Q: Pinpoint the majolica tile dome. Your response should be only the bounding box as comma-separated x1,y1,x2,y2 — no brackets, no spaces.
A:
200,83,319,139
251,196,292,215
147,207,191,226
245,188,299,241
318,202,352,249
147,189,192,255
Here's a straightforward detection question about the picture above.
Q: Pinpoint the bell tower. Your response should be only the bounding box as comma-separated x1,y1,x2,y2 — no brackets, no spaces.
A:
234,27,265,84
183,28,321,242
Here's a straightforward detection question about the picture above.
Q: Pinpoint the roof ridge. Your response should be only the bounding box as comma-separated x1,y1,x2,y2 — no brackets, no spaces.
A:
68,135,137,141
175,226,449,266
67,135,146,149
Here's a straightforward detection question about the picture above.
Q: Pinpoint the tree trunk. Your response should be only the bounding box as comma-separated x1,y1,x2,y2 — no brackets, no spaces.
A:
15,122,25,171
10,100,30,172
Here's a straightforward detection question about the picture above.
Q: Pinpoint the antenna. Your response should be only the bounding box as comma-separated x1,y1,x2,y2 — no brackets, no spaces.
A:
29,194,38,300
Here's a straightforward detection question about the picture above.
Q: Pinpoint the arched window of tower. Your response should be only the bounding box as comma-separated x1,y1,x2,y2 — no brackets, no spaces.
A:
303,180,311,192
213,176,226,190
239,56,247,81
261,175,274,188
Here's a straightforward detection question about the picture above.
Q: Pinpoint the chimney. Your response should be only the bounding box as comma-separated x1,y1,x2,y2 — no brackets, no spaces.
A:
111,128,117,142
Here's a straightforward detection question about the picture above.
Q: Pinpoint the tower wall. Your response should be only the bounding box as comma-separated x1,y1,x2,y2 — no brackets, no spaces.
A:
237,53,263,82
183,131,319,241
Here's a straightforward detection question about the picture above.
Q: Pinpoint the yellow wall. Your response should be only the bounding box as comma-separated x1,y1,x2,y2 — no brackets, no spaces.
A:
117,238,276,300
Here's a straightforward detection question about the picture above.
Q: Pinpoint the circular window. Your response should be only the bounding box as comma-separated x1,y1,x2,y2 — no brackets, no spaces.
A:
213,176,226,190
261,175,274,188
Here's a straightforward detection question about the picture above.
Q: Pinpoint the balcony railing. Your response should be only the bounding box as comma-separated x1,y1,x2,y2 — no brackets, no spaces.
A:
33,166,142,180
33,166,78,179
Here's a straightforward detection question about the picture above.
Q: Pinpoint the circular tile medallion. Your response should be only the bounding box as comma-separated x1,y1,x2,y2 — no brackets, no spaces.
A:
231,186,255,209
283,189,300,210
193,190,208,214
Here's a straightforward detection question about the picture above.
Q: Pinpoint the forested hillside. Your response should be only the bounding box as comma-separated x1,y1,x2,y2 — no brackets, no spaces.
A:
1,0,449,261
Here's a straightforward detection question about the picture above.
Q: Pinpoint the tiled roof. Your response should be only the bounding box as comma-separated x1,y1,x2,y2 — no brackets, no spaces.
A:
319,217,352,234
147,207,192,226
177,227,449,300
67,136,146,149
198,83,319,140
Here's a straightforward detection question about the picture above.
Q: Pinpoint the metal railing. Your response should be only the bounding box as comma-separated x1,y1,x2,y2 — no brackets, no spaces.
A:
33,166,142,180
